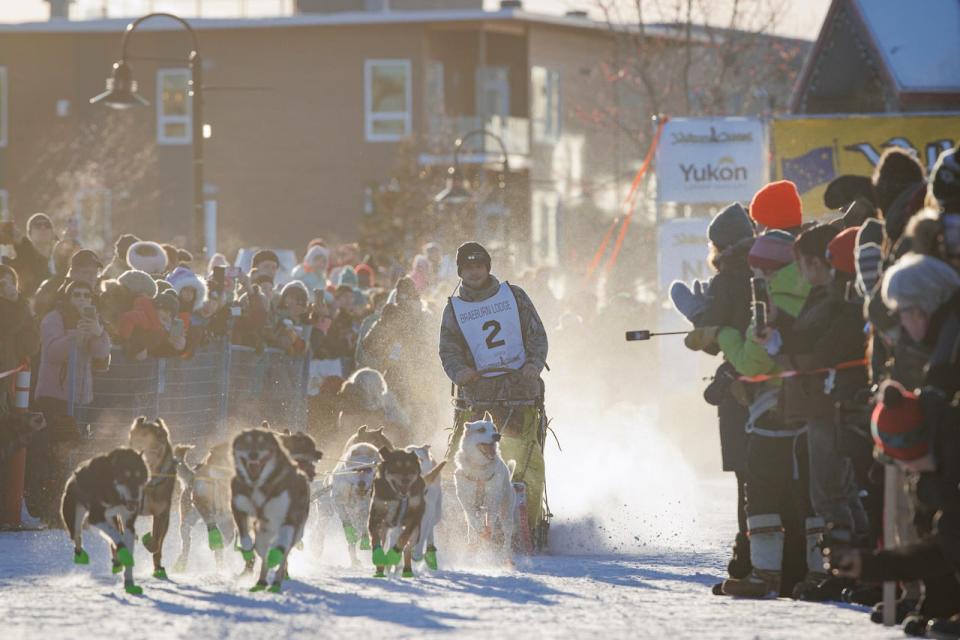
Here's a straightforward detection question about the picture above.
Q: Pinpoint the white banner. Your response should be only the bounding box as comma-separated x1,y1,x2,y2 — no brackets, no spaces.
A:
656,117,767,204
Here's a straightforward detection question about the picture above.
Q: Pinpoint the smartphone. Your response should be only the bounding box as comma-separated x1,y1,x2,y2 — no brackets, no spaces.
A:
750,277,769,307
625,330,651,341
754,302,767,329
81,305,97,321
170,317,185,338
212,266,226,287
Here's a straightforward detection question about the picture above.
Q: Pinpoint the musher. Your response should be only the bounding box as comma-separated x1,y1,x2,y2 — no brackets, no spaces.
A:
438,241,550,545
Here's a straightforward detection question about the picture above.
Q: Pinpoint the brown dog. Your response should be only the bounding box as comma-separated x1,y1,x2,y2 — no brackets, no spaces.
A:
128,416,178,580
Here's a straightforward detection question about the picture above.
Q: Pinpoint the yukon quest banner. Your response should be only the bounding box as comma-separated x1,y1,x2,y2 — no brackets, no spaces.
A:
656,117,767,204
772,113,959,216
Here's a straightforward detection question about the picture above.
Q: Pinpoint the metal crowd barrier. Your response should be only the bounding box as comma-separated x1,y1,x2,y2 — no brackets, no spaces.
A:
67,337,311,447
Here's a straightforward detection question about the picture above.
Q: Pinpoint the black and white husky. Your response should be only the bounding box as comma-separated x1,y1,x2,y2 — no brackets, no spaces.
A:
60,447,150,595
231,428,311,593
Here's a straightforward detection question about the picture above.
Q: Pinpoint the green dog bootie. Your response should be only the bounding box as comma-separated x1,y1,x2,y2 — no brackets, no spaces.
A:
373,569,386,578
267,547,285,569
268,583,282,594
385,546,402,566
141,532,154,550
207,526,224,551
425,547,438,571
359,534,371,551
124,583,144,596
372,545,387,566
152,567,168,580
401,569,414,578
249,581,268,593
343,524,359,546
73,549,90,565
112,562,122,574
240,548,255,563
116,546,134,568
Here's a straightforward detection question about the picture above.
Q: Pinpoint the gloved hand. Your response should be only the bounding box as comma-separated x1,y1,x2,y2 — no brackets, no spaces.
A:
670,281,709,326
684,326,720,354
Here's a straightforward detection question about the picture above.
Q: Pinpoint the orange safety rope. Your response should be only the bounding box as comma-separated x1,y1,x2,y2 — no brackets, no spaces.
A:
738,358,867,384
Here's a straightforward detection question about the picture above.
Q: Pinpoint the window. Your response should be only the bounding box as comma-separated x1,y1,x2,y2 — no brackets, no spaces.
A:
0,190,8,221
157,68,191,145
365,59,412,142
0,66,7,148
425,60,445,130
531,66,561,142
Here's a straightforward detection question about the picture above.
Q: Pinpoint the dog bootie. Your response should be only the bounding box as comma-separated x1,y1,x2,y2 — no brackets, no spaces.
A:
372,546,388,566
152,567,168,580
207,526,224,551
124,582,144,596
268,583,282,594
240,548,255,563
385,546,402,566
112,562,123,574
424,546,438,571
343,524,359,546
401,569,414,578
359,534,371,551
373,569,386,578
116,546,134,568
141,532,155,552
249,581,268,593
73,549,90,565
267,547,285,569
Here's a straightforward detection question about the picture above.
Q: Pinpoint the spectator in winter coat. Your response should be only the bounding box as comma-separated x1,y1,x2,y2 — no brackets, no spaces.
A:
0,213,56,298
34,249,102,321
291,245,329,293
0,265,40,402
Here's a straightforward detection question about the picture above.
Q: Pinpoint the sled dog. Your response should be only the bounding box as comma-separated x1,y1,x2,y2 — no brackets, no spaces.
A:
128,416,179,579
173,441,234,571
277,429,323,481
231,428,311,592
406,445,442,570
60,447,150,594
454,413,516,556
331,442,380,566
368,446,445,578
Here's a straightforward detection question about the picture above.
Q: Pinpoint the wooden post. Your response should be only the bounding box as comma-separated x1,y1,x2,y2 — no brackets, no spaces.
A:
882,463,899,626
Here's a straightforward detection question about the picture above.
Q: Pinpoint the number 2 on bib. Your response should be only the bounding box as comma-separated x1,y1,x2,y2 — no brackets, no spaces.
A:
482,320,506,349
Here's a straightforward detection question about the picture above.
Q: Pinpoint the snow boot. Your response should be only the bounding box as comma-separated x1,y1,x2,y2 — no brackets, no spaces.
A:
904,614,930,637
721,514,783,599
726,532,751,579
870,599,919,625
928,615,960,640
792,517,835,601
842,584,884,606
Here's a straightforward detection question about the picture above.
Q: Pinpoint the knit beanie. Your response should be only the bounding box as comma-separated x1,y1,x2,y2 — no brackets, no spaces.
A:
117,269,159,299
153,289,180,316
794,224,840,261
252,249,279,269
337,266,359,290
872,148,925,216
707,202,754,250
871,381,927,461
304,244,330,268
280,279,309,303
824,174,875,210
884,182,926,243
126,241,168,276
929,146,960,212
882,253,960,315
827,226,858,274
27,212,54,232
456,241,491,276
750,181,803,230
355,263,375,289
748,230,796,271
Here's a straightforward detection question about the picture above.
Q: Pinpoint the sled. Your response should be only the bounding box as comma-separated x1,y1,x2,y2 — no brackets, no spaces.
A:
445,367,553,555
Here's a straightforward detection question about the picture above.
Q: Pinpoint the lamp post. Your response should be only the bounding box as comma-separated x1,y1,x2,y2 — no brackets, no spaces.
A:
434,128,510,210
90,13,206,258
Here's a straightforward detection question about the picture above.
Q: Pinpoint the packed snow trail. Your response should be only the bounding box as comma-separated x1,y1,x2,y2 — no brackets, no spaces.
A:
0,402,899,638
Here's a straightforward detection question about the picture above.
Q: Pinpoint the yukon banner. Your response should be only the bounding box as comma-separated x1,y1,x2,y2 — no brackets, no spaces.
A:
656,117,767,204
771,113,959,215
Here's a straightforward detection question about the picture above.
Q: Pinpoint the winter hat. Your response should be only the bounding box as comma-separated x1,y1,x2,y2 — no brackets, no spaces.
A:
177,249,193,265
708,202,754,250
70,249,103,270
249,268,274,287
456,241,491,276
153,289,180,316
905,209,945,257
27,212,54,232
207,253,228,273
872,148,925,216
126,241,168,276
161,244,180,272
114,234,140,260
749,181,803,230
304,245,330,269
824,174,875,210
881,253,960,315
855,219,884,296
355,263,375,289
884,182,926,243
280,279,309,303
871,381,927,461
337,266,359,290
117,269,159,299
929,146,960,212
155,279,173,295
794,224,840,261
252,249,280,269
166,266,208,311
826,226,858,274
747,230,795,272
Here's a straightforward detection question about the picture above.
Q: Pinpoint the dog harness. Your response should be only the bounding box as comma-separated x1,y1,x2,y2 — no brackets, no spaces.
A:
450,282,525,377
461,468,497,510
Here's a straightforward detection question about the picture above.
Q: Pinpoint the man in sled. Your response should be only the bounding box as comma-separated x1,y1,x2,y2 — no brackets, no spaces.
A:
439,241,550,549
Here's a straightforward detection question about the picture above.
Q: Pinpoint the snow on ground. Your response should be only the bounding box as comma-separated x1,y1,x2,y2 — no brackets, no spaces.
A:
0,401,902,639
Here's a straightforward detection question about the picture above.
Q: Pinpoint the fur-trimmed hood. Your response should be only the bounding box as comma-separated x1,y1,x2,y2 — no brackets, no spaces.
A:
166,266,208,312
126,241,168,276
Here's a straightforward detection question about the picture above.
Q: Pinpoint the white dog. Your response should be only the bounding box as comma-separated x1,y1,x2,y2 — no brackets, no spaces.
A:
406,444,442,570
330,442,380,566
454,413,516,557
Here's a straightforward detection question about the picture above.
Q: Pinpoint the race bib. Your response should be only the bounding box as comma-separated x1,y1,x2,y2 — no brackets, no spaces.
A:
450,282,525,377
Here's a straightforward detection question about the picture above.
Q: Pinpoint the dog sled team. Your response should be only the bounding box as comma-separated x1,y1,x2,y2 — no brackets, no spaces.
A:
60,241,553,594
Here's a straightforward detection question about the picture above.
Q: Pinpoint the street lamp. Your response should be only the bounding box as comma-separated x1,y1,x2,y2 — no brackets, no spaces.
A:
434,128,510,209
90,12,206,258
